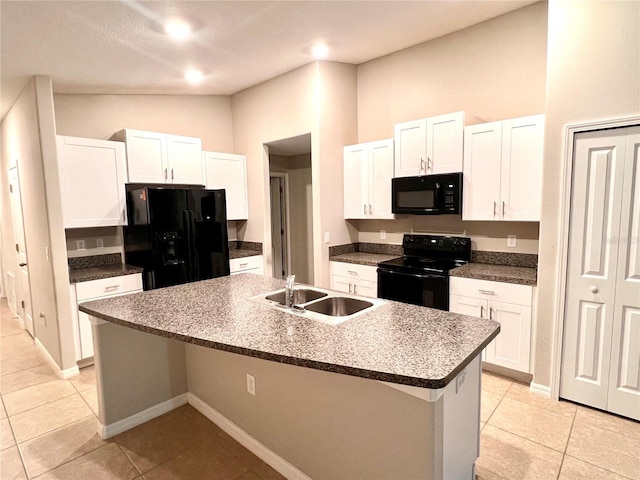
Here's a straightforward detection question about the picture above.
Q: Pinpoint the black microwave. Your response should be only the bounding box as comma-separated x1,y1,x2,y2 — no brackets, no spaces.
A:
391,172,462,215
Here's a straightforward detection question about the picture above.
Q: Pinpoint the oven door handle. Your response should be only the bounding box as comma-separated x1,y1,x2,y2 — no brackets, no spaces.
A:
377,269,446,281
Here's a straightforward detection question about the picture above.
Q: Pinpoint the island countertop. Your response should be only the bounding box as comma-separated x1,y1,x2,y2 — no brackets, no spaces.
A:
79,274,499,389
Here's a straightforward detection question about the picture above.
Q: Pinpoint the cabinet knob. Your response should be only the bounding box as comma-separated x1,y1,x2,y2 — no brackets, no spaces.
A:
19,262,26,267
590,286,599,294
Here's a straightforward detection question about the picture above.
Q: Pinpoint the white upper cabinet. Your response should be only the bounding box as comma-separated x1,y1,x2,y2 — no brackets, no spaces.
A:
56,135,127,228
112,129,203,185
344,139,394,219
203,151,248,220
394,111,465,177
463,114,544,221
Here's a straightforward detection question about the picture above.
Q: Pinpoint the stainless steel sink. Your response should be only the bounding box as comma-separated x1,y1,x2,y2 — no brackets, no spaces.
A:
304,297,373,317
265,288,328,305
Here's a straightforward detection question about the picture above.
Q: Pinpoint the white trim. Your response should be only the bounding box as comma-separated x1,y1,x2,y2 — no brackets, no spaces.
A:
550,115,640,400
529,382,551,398
35,338,80,379
188,392,312,480
379,381,444,402
100,393,188,439
269,172,292,278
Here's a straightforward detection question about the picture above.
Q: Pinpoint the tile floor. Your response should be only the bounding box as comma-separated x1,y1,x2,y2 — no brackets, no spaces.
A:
1,298,638,479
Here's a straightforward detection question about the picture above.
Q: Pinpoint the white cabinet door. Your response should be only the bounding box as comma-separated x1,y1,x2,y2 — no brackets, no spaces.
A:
500,115,544,221
57,136,127,228
462,122,502,220
485,300,532,373
230,255,263,275
343,144,368,219
355,278,377,298
331,276,353,294
122,129,167,183
449,294,485,318
427,111,464,174
204,152,248,220
369,139,394,219
394,119,426,177
167,134,203,185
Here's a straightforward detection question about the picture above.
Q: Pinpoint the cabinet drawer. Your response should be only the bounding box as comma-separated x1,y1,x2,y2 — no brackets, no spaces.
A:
76,274,143,301
330,262,377,282
230,256,262,273
449,276,532,306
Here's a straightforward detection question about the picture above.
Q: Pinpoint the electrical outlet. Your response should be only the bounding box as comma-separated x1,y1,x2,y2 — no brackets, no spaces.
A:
76,240,86,251
324,232,330,244
96,238,104,248
380,230,386,240
246,374,256,395
507,235,517,248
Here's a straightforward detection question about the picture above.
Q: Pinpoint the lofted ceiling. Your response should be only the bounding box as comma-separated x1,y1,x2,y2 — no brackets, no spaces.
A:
0,0,537,120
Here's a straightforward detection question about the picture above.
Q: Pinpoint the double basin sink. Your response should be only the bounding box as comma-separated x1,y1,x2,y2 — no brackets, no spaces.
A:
249,286,385,325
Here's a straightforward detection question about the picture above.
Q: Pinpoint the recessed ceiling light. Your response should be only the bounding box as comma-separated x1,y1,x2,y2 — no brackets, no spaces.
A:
312,44,329,59
164,18,191,40
184,69,204,84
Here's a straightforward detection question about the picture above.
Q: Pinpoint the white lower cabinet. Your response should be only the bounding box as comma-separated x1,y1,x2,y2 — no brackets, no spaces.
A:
450,277,532,373
71,274,143,361
230,255,264,275
330,262,378,298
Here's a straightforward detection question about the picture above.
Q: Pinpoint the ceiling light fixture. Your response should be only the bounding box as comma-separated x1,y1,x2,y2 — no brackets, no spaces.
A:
312,44,329,59
184,69,204,84
164,18,191,40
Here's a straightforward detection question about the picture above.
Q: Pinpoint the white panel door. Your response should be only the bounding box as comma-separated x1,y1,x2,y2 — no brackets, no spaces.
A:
427,111,464,174
449,294,486,318
369,139,394,219
167,134,203,185
485,300,532,373
561,129,628,412
462,122,502,220
204,152,248,220
500,115,544,221
124,129,167,183
394,119,426,177
607,129,640,420
343,144,367,219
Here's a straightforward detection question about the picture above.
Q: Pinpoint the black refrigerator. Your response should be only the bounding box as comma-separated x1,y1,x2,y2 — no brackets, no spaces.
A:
123,187,230,290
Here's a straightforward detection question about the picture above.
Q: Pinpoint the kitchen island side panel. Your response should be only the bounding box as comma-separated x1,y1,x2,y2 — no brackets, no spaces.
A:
185,343,441,479
93,321,188,426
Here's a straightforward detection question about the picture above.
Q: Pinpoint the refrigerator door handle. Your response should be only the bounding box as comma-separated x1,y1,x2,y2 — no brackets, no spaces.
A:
187,209,198,281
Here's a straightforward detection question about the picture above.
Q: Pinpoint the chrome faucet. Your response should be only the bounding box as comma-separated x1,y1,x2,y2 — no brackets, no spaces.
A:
285,274,296,309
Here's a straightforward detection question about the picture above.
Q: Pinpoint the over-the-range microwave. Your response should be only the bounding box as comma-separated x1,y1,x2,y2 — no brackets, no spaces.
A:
391,172,462,215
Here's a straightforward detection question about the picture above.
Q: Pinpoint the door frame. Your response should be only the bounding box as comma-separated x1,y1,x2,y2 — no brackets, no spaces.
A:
550,114,640,400
269,172,292,279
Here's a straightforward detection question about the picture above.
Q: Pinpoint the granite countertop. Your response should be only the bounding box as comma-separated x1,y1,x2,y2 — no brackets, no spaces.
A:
329,252,401,267
229,249,262,260
69,264,144,283
79,275,499,389
450,263,537,286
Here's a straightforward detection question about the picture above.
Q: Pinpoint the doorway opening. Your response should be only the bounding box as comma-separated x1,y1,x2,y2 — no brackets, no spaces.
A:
266,134,314,284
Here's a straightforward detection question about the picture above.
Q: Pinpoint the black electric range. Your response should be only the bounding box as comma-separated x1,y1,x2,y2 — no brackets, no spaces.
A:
377,234,471,311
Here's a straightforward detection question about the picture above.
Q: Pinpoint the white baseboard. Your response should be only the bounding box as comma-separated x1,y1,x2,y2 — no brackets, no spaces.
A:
188,392,312,480
35,338,80,379
100,393,188,439
529,382,551,398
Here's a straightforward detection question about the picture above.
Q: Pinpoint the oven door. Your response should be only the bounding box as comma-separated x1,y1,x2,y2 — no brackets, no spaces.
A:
377,268,449,311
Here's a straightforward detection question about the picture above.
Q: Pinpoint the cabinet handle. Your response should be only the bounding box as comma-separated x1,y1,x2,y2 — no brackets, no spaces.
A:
427,157,432,172
347,270,358,275
171,168,174,181
489,307,494,319
164,168,168,180
239,263,248,268
478,289,495,295
493,201,497,216
368,204,372,214
104,285,120,292
420,158,425,174
348,283,352,293
363,204,367,215
354,284,358,294
480,305,484,318
502,201,506,216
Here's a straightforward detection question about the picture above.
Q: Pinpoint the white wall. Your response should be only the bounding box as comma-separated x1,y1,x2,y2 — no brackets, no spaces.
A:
534,0,640,388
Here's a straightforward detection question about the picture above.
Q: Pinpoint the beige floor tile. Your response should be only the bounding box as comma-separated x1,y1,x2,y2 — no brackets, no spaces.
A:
78,386,99,416
1,364,57,394
10,393,93,443
69,366,96,393
506,382,577,418
559,455,631,480
0,349,47,376
0,316,26,338
1,417,16,450
482,373,513,396
575,405,640,439
33,443,139,480
477,424,563,480
249,459,286,480
566,420,640,479
2,379,76,417
1,397,6,419
475,464,508,480
19,416,108,478
488,397,574,452
143,448,250,480
1,446,27,480
481,389,504,423
0,334,36,360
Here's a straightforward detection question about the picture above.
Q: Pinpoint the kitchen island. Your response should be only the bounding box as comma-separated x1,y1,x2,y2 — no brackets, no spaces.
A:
80,274,499,479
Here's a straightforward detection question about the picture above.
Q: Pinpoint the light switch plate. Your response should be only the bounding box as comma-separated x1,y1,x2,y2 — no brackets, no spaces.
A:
507,235,517,247
324,232,330,244
380,230,386,240
96,238,104,248
76,240,86,251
